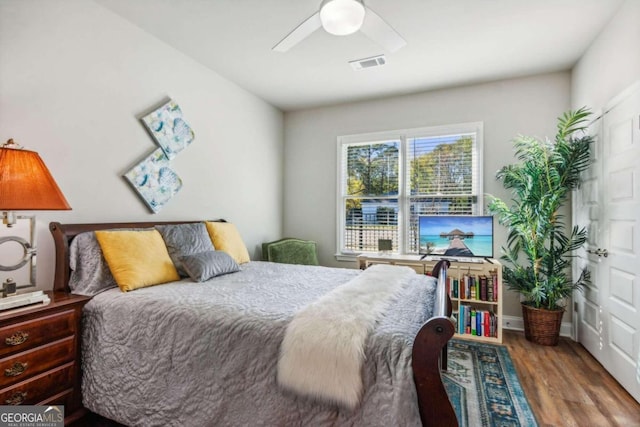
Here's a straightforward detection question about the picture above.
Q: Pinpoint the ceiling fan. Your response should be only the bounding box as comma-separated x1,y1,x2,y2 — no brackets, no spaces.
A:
272,0,407,53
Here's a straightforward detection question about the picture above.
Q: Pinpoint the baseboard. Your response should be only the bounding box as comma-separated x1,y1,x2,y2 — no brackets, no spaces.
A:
502,315,574,340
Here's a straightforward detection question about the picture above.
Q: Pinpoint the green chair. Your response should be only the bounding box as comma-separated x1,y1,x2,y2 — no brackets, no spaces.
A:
262,238,319,266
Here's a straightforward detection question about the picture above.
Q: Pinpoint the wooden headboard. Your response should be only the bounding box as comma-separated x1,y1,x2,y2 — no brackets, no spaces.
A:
49,220,224,293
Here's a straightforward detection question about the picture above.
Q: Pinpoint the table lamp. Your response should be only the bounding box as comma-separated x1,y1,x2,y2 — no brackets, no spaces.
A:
0,138,70,308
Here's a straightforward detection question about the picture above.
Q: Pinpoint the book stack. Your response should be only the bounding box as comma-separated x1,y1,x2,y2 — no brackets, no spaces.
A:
448,269,499,302
454,305,498,338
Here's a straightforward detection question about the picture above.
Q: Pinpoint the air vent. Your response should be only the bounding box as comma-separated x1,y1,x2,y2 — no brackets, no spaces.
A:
349,54,386,70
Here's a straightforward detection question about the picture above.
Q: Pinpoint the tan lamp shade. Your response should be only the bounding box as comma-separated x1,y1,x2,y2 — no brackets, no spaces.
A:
0,145,71,211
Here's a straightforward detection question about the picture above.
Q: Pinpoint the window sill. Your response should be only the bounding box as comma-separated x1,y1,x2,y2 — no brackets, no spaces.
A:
335,252,404,262
334,253,358,262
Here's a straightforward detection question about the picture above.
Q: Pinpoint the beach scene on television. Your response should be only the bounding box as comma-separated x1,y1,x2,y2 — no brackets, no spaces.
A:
419,215,493,258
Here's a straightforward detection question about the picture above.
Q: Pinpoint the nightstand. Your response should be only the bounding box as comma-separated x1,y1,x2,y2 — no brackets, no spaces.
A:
0,291,89,423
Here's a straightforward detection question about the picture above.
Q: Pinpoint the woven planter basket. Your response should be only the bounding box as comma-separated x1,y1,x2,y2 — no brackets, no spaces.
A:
521,303,564,346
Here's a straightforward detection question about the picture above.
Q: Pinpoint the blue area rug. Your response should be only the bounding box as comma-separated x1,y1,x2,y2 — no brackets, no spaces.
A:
443,339,538,427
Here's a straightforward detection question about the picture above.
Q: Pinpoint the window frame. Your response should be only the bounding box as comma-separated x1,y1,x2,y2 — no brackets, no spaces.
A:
336,122,484,260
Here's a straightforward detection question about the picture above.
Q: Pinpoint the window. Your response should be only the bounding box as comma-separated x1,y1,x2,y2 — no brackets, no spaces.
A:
337,122,483,257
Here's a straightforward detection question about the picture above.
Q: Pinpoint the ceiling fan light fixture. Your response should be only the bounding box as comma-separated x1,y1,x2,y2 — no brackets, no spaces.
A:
320,0,366,36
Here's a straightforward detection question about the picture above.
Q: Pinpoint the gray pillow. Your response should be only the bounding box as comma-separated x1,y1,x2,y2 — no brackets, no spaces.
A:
156,223,215,277
69,232,118,296
180,251,240,282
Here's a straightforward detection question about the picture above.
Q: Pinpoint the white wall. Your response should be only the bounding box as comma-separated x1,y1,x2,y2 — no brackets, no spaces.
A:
572,0,640,109
0,0,284,291
283,72,571,318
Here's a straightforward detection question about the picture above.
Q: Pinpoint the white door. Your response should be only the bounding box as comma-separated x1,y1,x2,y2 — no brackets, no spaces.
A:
573,110,602,359
601,84,640,402
575,82,640,403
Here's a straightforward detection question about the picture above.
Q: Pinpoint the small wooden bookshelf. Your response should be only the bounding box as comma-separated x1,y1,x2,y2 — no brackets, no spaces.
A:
357,254,503,344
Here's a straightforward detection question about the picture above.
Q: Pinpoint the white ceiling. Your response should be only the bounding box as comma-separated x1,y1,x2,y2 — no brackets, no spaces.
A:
95,0,624,112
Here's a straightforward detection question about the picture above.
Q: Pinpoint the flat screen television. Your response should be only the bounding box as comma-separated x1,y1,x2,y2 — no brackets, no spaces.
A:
418,215,494,258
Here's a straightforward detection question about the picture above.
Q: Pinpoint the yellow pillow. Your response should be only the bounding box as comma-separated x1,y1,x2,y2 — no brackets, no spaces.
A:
205,222,250,264
95,229,180,292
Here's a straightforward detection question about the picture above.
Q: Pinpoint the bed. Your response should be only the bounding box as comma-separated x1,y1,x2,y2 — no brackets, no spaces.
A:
49,220,456,427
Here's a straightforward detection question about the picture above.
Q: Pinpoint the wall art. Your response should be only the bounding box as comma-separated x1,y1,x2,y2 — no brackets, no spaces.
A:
141,100,195,160
124,148,183,213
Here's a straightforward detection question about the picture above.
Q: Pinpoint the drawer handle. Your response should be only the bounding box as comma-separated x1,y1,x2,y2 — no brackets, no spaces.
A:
6,391,27,405
5,331,29,346
4,362,27,377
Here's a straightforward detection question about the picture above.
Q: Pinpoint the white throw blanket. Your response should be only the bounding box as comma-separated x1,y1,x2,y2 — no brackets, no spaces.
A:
277,264,415,409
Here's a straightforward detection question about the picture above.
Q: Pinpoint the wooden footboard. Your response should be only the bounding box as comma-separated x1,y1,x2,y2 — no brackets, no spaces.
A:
412,263,457,427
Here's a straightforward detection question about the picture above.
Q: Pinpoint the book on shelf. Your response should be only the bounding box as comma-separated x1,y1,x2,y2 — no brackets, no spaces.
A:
491,312,497,337
455,305,498,338
487,275,494,302
470,276,476,300
463,304,471,334
470,309,477,335
483,311,490,337
479,275,488,301
475,310,486,337
492,270,498,301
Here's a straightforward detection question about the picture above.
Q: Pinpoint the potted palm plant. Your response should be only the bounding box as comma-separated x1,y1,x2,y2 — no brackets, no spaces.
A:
488,108,593,346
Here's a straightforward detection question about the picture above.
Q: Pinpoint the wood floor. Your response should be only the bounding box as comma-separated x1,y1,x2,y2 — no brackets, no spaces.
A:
73,330,640,426
503,330,640,427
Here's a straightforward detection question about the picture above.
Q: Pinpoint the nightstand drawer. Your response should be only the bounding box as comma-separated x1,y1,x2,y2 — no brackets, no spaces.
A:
0,362,74,406
38,388,73,407
0,336,75,388
0,309,76,357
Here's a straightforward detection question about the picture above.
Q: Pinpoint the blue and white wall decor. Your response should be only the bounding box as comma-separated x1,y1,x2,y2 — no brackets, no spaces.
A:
141,100,194,160
124,99,194,213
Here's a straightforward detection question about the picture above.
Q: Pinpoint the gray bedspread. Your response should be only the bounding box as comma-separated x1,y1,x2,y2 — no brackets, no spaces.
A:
81,261,437,426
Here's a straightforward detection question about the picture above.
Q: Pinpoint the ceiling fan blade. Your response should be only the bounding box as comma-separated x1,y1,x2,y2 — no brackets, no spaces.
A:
360,7,407,53
273,12,322,52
